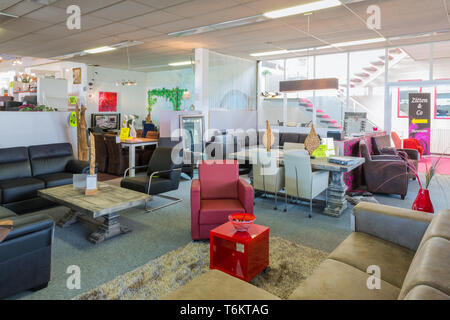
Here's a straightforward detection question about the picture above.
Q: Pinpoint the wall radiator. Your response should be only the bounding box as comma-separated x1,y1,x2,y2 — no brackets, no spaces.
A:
431,128,450,155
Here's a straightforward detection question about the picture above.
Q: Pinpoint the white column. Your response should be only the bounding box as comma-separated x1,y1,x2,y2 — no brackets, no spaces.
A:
282,59,287,128
384,47,391,133
194,48,209,138
312,55,317,127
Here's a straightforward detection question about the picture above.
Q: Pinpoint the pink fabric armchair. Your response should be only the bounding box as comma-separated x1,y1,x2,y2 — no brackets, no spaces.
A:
191,160,254,240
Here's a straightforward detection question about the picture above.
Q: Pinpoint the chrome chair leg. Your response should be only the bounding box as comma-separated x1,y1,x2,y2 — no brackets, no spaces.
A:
145,194,182,213
309,199,312,218
274,189,278,210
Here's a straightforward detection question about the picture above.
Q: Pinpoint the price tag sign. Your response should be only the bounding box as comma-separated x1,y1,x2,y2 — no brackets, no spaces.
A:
68,96,78,105
120,128,130,141
69,112,77,127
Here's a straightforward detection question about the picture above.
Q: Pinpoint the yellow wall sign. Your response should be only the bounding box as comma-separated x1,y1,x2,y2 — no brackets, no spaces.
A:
69,112,77,127
120,128,130,140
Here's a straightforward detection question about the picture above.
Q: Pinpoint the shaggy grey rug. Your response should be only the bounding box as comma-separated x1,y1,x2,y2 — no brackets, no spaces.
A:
75,236,327,300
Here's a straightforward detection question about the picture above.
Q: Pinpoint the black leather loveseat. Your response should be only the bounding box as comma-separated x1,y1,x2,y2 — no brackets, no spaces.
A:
0,143,89,214
0,206,54,299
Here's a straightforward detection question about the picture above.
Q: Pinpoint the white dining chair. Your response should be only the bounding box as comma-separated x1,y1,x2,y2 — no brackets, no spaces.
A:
283,150,329,218
251,150,285,210
283,142,304,151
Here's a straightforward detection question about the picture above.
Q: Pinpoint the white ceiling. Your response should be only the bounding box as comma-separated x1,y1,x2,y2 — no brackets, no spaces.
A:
0,0,449,72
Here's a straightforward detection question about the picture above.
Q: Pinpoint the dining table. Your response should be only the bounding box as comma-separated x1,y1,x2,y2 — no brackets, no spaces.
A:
228,147,365,217
121,137,158,177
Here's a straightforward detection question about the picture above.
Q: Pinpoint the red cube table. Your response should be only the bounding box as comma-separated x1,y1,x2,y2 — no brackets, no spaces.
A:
210,222,269,282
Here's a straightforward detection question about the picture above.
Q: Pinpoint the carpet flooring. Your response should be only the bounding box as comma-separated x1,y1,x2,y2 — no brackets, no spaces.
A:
9,173,450,300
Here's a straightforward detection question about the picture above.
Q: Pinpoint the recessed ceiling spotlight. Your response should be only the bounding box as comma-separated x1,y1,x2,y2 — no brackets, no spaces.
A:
263,0,342,19
168,61,194,66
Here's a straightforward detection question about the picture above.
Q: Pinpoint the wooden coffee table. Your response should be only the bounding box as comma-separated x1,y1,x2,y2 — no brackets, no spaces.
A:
38,182,151,244
210,222,269,282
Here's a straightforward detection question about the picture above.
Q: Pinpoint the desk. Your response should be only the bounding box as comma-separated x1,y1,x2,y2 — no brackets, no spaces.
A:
229,147,365,217
121,138,158,177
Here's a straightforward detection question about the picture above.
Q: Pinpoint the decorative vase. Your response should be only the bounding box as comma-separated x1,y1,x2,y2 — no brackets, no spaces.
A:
412,188,434,213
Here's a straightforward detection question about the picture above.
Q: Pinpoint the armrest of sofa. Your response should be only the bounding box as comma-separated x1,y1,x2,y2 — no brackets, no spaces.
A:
0,214,54,261
66,159,92,174
398,148,420,161
238,178,254,214
352,202,433,251
190,179,201,239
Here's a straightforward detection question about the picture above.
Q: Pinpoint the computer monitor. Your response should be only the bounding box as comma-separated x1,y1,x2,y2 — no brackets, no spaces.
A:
91,113,121,130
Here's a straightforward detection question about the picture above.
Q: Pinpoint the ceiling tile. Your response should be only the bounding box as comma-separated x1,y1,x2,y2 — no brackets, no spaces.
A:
52,0,123,14
0,0,21,11
95,23,140,36
3,1,43,16
89,0,157,21
24,6,67,23
163,0,242,17
121,10,182,28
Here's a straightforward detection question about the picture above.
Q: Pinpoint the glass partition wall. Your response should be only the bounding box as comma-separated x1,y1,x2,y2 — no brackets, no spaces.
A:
258,40,450,143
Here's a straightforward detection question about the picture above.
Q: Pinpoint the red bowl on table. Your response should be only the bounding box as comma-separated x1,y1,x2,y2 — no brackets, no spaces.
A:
228,213,256,232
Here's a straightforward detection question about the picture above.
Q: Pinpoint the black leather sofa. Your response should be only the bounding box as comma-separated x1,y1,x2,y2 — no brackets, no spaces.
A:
0,143,89,214
0,206,54,299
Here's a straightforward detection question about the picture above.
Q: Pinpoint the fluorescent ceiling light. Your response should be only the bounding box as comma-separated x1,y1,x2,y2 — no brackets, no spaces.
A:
168,61,193,66
83,46,116,54
264,0,342,19
250,50,290,57
332,37,386,47
0,12,19,18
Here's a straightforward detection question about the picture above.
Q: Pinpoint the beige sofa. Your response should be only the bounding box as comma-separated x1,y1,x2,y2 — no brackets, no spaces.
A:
164,202,449,300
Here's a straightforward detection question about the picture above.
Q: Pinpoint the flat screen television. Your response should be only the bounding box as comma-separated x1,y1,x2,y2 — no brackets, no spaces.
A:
91,113,121,130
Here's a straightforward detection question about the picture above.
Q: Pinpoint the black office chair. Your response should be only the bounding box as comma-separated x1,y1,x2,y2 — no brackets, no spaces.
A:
120,147,183,212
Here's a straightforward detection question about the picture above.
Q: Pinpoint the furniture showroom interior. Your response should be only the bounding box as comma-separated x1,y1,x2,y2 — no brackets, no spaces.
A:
0,0,449,308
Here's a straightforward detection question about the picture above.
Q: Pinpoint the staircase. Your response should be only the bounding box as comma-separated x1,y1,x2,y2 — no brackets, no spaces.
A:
297,48,407,129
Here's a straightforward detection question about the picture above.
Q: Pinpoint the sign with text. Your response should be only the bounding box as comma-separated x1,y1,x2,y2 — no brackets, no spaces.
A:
120,127,130,141
408,93,430,155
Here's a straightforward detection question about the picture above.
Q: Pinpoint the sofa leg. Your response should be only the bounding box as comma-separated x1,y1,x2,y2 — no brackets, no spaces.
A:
31,282,49,292
401,195,405,200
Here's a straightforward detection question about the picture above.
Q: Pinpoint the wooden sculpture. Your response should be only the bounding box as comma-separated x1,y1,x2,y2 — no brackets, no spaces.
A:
304,124,321,156
85,132,98,196
75,103,89,161
0,219,13,243
262,120,274,152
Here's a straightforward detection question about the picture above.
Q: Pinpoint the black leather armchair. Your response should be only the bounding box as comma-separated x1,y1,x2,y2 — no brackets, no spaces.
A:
121,147,183,212
0,206,54,299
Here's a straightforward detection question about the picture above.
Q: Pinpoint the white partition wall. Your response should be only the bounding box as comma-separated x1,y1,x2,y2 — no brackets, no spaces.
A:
0,112,77,154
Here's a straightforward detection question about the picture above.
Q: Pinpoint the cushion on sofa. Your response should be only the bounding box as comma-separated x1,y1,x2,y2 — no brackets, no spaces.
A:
328,232,415,288
398,236,450,299
0,178,45,204
199,199,245,225
35,172,73,188
288,259,400,300
403,285,449,300
28,143,74,176
0,147,32,181
0,206,16,219
121,175,173,195
163,269,280,300
417,209,450,250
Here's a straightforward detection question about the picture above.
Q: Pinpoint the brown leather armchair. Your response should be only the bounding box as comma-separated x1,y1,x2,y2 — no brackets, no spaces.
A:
104,135,140,176
93,133,108,173
360,140,408,199
372,135,419,179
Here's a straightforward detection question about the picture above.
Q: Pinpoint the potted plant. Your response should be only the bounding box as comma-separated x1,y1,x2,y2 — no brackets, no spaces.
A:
146,95,157,123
